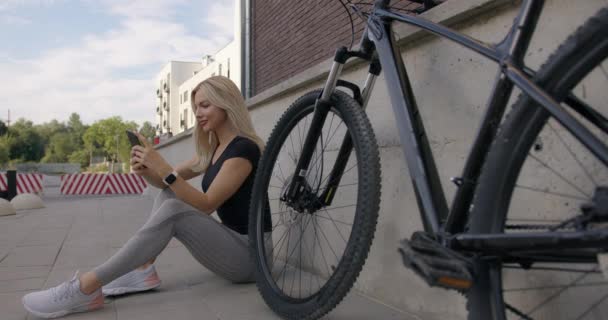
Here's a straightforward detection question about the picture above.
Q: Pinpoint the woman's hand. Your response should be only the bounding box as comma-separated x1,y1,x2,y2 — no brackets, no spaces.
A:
130,153,150,177
131,132,173,178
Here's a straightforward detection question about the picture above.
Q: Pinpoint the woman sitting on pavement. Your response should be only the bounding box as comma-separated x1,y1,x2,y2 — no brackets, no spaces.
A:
22,75,272,319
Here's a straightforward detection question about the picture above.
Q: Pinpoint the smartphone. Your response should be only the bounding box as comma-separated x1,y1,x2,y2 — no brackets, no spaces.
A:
126,130,142,147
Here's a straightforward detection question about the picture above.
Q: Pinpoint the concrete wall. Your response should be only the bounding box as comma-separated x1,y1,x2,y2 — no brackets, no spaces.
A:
155,0,607,318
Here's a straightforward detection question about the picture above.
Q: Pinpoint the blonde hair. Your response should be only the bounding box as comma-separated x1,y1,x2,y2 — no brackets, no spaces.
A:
189,76,264,173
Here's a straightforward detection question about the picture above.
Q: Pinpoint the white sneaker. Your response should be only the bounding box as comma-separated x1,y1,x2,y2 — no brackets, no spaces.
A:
102,264,161,296
22,271,104,319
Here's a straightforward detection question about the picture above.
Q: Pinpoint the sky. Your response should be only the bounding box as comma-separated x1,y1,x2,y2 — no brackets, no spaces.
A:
0,0,235,127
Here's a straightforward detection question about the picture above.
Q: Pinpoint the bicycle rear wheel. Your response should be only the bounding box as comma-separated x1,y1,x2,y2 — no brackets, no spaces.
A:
467,8,608,320
249,89,381,320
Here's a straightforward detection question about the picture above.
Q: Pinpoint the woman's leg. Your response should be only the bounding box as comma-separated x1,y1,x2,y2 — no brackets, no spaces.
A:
173,213,254,283
139,188,178,268
90,197,196,287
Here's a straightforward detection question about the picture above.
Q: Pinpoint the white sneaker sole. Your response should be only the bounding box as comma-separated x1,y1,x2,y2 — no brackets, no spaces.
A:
102,281,161,296
22,296,100,319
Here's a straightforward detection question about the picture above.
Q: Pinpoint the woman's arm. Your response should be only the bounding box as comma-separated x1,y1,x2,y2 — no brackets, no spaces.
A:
157,158,253,214
135,155,202,189
130,132,253,214
175,156,204,181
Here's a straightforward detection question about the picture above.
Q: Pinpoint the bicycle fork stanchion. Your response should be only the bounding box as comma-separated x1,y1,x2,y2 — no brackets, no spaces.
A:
320,59,381,207
284,57,344,206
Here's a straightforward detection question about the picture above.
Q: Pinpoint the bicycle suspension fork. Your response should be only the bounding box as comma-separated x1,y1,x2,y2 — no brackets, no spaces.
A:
284,47,381,210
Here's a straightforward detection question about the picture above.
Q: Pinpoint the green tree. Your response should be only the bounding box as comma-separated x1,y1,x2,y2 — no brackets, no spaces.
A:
83,117,137,170
42,132,76,163
6,119,45,162
0,120,7,136
0,136,9,165
67,113,87,148
35,119,67,146
138,121,156,143
68,149,89,169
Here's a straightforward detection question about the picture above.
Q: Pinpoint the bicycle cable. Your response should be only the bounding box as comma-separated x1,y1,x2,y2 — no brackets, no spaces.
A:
337,1,419,51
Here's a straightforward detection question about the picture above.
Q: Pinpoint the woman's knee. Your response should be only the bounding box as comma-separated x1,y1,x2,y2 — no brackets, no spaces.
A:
151,188,177,214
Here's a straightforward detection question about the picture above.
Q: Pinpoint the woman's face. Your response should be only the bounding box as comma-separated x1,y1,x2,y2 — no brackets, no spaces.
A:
193,90,227,133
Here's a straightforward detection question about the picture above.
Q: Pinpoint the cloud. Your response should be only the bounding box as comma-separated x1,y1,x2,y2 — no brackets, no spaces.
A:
205,1,235,39
0,0,236,126
0,14,31,25
0,0,61,11
100,0,189,19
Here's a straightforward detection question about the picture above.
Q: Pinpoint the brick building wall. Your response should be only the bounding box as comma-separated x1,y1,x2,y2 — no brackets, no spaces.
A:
252,0,419,95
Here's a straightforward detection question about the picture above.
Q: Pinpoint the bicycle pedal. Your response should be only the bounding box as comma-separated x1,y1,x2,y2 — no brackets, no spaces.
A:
398,231,474,291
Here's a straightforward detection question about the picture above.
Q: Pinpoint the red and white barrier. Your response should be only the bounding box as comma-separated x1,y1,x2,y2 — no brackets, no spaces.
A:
0,173,44,194
60,173,147,195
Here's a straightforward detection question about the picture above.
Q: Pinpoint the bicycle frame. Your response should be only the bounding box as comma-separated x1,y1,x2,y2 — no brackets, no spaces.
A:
284,0,608,261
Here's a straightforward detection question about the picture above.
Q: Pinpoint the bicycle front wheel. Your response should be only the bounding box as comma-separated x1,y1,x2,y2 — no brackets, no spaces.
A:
249,89,381,320
468,8,608,320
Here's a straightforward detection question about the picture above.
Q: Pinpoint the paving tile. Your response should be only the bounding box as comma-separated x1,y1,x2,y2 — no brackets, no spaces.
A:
0,245,61,267
0,290,35,320
18,228,69,247
26,302,116,320
64,228,109,248
0,266,50,281
0,277,46,293
53,245,111,269
113,287,218,320
190,281,281,320
327,292,416,320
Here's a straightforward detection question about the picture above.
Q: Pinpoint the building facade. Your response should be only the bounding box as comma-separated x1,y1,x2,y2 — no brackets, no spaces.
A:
154,0,244,137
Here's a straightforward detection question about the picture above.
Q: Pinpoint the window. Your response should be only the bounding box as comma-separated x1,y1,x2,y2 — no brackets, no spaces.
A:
211,72,216,76
227,58,230,79
183,109,188,129
184,90,188,103
219,63,222,76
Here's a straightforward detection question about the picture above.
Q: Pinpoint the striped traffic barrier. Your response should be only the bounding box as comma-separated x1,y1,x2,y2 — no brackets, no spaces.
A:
60,173,147,195
0,173,44,194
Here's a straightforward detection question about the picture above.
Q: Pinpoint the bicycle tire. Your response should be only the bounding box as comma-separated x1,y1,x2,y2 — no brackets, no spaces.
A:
249,89,381,320
467,7,608,320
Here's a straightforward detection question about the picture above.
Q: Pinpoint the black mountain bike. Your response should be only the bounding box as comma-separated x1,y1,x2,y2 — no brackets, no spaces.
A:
249,0,608,319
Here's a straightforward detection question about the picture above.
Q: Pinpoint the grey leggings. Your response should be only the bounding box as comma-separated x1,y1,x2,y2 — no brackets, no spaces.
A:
93,188,265,285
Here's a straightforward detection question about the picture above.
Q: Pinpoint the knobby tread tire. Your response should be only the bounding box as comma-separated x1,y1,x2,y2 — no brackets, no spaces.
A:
249,89,381,320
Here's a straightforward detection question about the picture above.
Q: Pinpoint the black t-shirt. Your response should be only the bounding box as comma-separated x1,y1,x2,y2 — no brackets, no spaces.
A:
201,136,271,234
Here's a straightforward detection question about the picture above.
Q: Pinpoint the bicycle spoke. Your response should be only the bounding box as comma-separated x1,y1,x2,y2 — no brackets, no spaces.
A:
313,214,335,277
528,154,590,198
504,281,608,292
314,213,353,226
314,214,340,261
524,268,596,316
320,208,348,243
548,122,598,187
503,265,601,274
514,184,588,201
279,214,314,287
276,162,287,184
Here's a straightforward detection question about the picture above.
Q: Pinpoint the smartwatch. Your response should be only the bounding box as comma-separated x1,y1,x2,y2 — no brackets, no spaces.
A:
163,171,179,186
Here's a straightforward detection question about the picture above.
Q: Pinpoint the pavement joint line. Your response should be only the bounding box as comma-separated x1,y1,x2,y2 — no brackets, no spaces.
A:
0,251,9,264
41,213,75,290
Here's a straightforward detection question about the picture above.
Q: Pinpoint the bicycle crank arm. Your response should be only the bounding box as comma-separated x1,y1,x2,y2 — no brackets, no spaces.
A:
452,228,608,253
